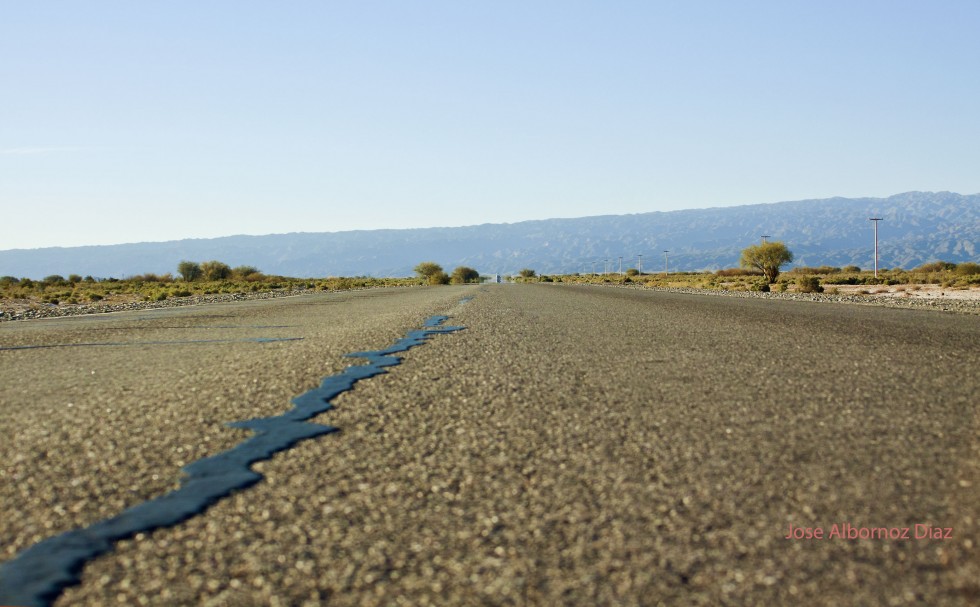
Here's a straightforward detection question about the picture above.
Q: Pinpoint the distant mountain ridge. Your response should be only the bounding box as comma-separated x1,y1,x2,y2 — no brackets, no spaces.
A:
2,191,977,278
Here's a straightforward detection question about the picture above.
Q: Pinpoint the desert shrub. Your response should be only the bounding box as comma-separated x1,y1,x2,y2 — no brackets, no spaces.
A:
715,268,763,277
428,271,450,285
414,262,444,279
0,276,19,287
626,268,640,276
178,261,203,281
750,281,770,292
824,275,865,285
842,265,861,273
796,275,823,293
201,261,232,281
232,265,262,279
450,266,480,284
43,275,67,286
789,266,841,275
519,268,536,278
172,289,192,297
955,262,980,276
67,274,82,283
88,293,104,301
916,261,956,273
778,281,789,292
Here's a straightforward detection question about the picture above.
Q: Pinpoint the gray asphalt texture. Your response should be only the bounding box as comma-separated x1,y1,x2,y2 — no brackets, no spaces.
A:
1,284,978,606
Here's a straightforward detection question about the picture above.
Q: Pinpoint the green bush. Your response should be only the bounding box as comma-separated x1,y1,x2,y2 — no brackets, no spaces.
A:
916,261,956,273
414,262,444,280
796,275,823,293
789,266,841,275
428,271,450,285
201,261,232,281
955,262,980,276
450,266,480,284
178,261,203,281
715,268,763,277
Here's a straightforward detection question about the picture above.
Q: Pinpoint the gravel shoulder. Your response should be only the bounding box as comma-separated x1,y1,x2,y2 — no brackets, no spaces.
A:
14,284,976,606
593,282,980,315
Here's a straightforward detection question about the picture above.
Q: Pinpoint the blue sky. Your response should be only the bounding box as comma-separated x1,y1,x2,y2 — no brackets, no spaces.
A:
3,1,979,250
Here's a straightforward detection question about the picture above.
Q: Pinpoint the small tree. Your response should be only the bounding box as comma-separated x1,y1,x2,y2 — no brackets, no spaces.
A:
178,261,202,282
740,242,793,283
200,260,232,281
450,266,480,284
519,268,536,278
414,262,444,280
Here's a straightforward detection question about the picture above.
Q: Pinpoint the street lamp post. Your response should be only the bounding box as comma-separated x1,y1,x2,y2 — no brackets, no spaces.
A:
761,235,770,244
618,256,623,274
663,250,669,275
637,254,643,275
869,218,883,278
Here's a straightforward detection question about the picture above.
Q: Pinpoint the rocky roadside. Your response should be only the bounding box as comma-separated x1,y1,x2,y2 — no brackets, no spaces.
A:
586,283,980,315
0,285,415,323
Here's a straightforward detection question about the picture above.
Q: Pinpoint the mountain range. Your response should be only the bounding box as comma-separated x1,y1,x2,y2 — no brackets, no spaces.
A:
2,191,977,279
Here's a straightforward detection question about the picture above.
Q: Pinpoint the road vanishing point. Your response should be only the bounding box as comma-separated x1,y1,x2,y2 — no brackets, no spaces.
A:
1,284,978,606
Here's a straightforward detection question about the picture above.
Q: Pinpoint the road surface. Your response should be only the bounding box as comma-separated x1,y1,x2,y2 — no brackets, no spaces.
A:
1,284,978,606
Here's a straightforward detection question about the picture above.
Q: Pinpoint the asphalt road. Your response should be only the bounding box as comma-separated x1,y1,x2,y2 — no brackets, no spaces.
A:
1,284,978,606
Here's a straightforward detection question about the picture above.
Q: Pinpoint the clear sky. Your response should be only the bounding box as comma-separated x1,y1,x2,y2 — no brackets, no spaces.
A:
3,1,979,250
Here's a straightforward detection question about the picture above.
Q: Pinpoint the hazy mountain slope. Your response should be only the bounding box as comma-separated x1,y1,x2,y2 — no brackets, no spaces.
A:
2,192,977,278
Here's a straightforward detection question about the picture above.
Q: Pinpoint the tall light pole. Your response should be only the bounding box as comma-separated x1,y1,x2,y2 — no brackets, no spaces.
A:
663,250,670,275
592,261,597,276
869,218,883,278
637,254,643,275
761,235,770,244
618,256,623,274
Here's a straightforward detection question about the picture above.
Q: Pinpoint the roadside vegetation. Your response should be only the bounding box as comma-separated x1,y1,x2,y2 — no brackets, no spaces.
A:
1,259,487,312
517,260,980,294
0,261,455,310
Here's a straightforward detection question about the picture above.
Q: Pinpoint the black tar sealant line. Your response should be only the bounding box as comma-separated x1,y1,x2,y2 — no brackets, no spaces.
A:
0,314,464,607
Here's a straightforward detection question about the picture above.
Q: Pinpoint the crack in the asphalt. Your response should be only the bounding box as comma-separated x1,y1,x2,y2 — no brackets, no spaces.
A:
0,314,465,607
